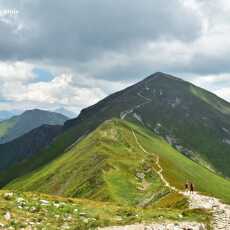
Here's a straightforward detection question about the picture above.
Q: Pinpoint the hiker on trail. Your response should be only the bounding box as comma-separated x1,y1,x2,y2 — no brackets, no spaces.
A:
185,181,189,193
190,182,194,194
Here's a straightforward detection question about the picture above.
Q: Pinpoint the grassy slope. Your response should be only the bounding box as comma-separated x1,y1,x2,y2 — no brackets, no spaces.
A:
191,85,230,115
0,114,96,187
128,122,230,203
5,119,230,204
5,120,164,207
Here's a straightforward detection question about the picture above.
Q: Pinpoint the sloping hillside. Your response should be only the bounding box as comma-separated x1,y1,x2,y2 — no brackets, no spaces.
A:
0,125,62,170
0,109,68,144
6,119,230,204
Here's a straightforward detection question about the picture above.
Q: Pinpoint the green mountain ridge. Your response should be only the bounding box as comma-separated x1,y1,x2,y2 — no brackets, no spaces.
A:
1,72,230,191
5,119,230,204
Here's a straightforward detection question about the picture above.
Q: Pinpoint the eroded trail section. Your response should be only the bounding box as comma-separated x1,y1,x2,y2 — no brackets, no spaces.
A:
188,193,230,229
120,92,152,120
132,130,178,192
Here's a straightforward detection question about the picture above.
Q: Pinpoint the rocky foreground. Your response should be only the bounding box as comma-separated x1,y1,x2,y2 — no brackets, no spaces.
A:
100,222,205,230
187,193,230,229
0,190,210,230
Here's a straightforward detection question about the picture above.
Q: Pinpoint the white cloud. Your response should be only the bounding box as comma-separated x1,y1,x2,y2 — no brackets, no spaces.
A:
0,63,118,113
215,87,230,102
190,74,230,85
1,0,230,113
0,61,34,81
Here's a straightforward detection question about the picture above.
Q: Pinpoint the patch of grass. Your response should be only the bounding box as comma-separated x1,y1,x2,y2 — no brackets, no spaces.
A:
151,192,189,209
191,85,230,115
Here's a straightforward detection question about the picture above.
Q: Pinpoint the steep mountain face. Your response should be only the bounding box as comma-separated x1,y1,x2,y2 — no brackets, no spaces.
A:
1,72,230,188
0,124,62,170
65,72,230,177
0,109,68,144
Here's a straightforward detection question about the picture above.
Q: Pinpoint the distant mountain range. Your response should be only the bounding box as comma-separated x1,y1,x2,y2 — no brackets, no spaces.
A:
1,72,230,207
0,109,68,144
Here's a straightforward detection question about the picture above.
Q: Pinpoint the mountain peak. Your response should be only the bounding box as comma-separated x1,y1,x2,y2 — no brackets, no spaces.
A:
144,72,185,82
0,109,68,144
22,109,48,115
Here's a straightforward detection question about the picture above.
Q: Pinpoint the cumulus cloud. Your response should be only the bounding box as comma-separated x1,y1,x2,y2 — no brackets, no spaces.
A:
0,70,106,112
0,62,130,113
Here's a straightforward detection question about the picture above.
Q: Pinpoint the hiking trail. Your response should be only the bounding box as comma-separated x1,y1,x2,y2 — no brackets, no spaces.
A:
99,129,230,230
132,129,230,230
110,91,230,229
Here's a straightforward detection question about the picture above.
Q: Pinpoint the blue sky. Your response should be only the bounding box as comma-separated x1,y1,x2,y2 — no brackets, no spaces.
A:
32,68,54,83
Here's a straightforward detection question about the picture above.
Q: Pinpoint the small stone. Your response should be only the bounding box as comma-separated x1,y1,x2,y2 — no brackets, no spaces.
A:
40,200,49,206
53,203,60,208
16,197,25,203
83,218,89,224
79,212,87,216
16,197,26,207
61,223,70,229
30,206,38,213
136,172,145,180
3,192,14,200
4,211,11,221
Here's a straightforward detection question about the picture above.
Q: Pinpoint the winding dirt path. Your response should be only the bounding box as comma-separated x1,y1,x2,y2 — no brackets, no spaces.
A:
99,130,230,229
132,129,230,230
116,91,230,229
